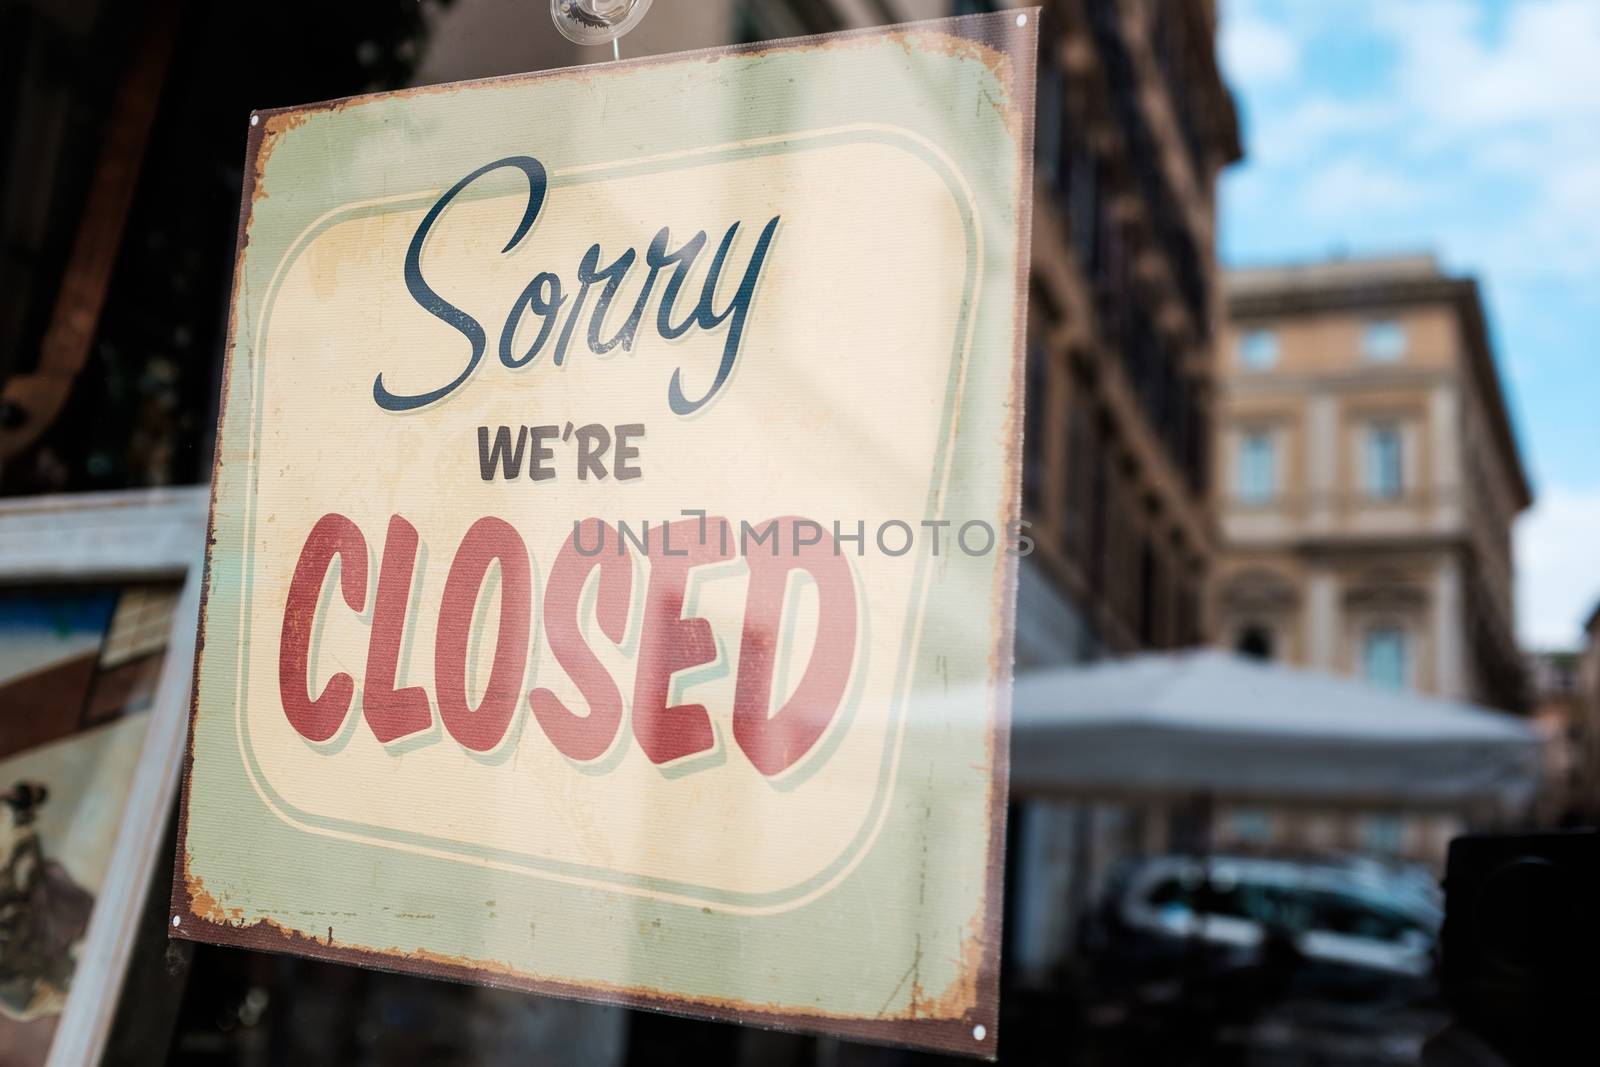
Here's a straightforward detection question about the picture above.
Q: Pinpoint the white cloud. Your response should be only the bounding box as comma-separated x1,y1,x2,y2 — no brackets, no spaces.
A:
1515,485,1600,649
1235,1,1600,268
1374,0,1600,273
1221,13,1299,87
1248,98,1398,167
1377,0,1600,134
1297,158,1423,218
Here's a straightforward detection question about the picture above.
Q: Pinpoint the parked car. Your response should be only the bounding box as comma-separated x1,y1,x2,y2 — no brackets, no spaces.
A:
1085,853,1443,1006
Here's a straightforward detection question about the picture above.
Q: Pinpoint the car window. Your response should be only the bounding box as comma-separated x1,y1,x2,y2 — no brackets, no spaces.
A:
1309,891,1424,943
1145,876,1197,919
1188,876,1300,929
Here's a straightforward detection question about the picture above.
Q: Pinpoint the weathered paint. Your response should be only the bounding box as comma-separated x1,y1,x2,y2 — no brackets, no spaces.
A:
175,11,1035,1058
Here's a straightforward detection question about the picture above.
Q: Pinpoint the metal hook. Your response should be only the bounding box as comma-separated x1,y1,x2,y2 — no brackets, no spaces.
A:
550,0,652,50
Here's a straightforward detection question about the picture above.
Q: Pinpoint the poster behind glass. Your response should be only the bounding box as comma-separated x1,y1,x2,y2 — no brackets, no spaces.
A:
0,583,180,1064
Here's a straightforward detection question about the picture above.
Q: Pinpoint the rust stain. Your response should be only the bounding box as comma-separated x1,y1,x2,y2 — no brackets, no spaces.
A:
176,866,990,1034
249,115,291,205
184,866,245,924
249,108,320,209
339,938,942,1027
901,26,1016,95
920,914,989,1019
964,6,1031,1055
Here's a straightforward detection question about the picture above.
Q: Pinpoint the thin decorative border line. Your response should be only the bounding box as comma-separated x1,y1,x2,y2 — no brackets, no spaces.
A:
224,123,984,915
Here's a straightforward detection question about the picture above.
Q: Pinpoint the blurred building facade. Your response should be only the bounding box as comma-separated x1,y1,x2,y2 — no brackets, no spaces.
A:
1578,605,1600,820
1015,0,1238,669
1214,254,1532,712
1209,255,1534,866
994,0,1243,990
1526,650,1583,822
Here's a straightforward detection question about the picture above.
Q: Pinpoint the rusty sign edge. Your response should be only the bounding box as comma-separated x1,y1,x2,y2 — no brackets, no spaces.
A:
171,9,1039,1060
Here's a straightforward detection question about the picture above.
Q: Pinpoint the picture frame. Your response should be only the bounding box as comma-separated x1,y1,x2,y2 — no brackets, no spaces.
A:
0,486,207,1067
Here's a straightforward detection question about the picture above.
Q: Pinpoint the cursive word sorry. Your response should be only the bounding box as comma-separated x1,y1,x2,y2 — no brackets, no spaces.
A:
377,156,781,416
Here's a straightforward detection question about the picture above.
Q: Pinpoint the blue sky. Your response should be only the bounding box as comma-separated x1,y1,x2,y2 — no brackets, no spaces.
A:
1217,0,1600,649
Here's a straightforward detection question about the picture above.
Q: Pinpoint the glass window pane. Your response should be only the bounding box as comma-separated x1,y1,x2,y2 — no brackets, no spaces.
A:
1228,808,1272,844
1361,815,1406,855
1362,320,1407,362
1236,624,1274,660
1365,425,1403,498
1363,627,1408,688
1238,329,1279,370
1238,431,1276,502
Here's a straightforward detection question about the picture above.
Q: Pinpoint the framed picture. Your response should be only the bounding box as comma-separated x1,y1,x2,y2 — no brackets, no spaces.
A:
0,487,206,1067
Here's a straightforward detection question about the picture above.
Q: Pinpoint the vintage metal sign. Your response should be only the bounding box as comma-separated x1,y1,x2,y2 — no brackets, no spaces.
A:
175,11,1034,1057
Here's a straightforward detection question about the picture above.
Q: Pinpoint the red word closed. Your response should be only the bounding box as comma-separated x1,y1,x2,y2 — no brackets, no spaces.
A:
277,513,857,776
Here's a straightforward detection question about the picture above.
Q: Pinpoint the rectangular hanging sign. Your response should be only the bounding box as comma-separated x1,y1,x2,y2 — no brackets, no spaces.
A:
175,10,1034,1057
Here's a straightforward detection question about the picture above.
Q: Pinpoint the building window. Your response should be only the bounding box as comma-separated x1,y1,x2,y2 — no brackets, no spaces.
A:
1090,434,1110,597
1036,56,1064,183
1362,320,1407,362
1023,345,1047,512
1066,149,1098,270
1229,808,1273,845
1364,424,1404,499
1177,580,1200,648
1237,624,1274,661
1237,430,1277,503
1361,814,1406,855
1061,398,1085,552
1138,541,1161,646
1362,626,1409,688
1237,329,1279,370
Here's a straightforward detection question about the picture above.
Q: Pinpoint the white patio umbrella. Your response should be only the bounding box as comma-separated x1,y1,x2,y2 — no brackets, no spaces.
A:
1010,650,1542,815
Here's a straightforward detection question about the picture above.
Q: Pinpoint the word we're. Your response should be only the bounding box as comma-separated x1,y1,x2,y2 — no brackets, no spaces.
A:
477,423,643,482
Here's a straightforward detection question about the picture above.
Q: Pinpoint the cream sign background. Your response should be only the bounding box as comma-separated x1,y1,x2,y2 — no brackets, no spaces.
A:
177,12,1034,1058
